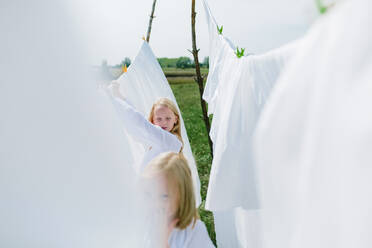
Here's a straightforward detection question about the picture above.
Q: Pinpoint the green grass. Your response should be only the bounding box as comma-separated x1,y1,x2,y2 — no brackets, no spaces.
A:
165,71,198,77
163,67,209,73
170,81,216,246
164,67,209,77
167,77,195,84
165,68,208,85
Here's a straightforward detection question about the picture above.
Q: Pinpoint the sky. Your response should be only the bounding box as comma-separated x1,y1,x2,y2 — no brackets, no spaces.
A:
69,0,321,66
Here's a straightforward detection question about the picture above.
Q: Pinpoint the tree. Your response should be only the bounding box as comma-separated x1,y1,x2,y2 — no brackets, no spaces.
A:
157,57,178,68
191,0,213,158
157,58,166,67
146,0,157,42
121,57,131,67
176,57,192,69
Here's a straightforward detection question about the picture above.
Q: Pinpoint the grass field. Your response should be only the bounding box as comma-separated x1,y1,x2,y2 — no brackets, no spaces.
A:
169,72,216,246
164,68,208,78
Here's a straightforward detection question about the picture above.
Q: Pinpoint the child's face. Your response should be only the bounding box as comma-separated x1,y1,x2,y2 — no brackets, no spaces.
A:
143,173,179,222
153,105,177,132
157,173,178,221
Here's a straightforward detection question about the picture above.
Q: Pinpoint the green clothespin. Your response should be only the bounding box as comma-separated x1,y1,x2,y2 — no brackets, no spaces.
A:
235,47,245,58
217,25,223,35
316,0,328,14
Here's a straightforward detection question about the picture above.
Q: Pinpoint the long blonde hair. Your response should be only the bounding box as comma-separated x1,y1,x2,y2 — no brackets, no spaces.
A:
148,98,184,149
143,152,199,229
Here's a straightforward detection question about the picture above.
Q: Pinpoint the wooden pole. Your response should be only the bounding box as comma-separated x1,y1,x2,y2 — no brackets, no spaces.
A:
146,0,157,42
191,0,213,158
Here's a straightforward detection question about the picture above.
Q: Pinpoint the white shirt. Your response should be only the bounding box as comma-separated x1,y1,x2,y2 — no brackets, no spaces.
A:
111,96,182,172
169,220,215,248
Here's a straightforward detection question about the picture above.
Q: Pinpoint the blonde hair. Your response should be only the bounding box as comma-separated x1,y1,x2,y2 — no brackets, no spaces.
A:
148,98,184,149
144,152,199,229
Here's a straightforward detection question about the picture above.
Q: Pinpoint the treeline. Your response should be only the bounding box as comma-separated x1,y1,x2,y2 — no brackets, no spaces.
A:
111,57,131,68
105,56,209,69
158,56,209,69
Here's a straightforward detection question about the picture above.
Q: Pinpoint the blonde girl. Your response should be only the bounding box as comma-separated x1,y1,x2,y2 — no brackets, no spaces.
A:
106,81,184,172
148,98,184,150
143,152,214,248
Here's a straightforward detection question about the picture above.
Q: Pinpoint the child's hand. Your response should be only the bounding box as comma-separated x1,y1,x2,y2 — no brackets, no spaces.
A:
108,80,125,100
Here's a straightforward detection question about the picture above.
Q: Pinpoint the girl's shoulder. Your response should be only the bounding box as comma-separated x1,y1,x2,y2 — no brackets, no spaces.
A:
169,219,215,248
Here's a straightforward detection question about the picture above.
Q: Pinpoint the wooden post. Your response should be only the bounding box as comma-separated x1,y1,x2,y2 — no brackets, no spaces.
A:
146,0,157,42
191,0,213,158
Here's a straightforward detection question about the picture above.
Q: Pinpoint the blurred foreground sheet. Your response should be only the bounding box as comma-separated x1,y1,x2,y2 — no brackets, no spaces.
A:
0,1,161,247
255,0,372,247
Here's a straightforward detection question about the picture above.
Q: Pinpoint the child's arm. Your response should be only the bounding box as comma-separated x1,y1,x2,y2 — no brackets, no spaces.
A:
106,82,182,152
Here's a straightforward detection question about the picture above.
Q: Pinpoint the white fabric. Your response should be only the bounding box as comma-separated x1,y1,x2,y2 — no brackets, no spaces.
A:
202,0,298,211
168,220,215,248
202,0,235,117
110,97,182,173
213,208,263,248
202,0,300,247
255,1,372,247
113,41,201,206
0,1,151,247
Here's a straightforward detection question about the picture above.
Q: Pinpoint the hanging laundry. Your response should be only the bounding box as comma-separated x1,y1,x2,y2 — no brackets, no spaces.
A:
255,0,372,247
202,0,302,247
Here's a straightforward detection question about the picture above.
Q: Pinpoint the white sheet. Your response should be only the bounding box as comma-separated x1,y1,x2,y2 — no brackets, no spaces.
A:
255,0,372,247
202,0,298,212
0,1,152,247
202,1,300,247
